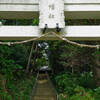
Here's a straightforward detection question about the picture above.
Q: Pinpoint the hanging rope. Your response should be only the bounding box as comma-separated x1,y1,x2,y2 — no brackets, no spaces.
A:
54,32,100,49
0,31,100,49
0,33,49,45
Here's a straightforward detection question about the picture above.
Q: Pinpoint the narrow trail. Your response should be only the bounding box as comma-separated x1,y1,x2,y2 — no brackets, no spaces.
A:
31,72,57,100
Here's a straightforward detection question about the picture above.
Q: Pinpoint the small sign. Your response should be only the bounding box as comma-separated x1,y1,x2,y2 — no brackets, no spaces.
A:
39,0,65,28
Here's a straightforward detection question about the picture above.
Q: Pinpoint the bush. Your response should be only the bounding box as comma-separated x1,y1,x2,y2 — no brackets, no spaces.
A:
58,86,95,100
52,72,100,100
94,87,100,100
55,72,79,95
69,86,95,100
78,72,94,88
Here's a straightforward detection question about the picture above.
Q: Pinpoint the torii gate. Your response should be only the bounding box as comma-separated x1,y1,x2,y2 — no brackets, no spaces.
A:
0,0,100,41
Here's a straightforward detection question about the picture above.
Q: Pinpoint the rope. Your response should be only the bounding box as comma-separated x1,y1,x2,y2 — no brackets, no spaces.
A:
0,32,49,45
0,31,100,49
54,33,100,49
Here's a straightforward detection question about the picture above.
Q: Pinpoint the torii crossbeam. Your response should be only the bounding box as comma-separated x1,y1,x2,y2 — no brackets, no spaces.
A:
0,26,100,40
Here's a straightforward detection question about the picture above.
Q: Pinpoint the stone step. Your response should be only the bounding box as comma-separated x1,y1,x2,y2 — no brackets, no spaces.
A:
36,81,52,88
37,80,49,84
33,98,55,100
36,88,53,92
33,95,56,100
37,84,51,88
35,89,54,95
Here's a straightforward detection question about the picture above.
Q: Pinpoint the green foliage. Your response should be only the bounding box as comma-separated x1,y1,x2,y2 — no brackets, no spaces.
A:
52,72,100,100
0,44,30,78
94,87,100,100
32,19,39,25
11,76,36,100
54,72,94,95
0,44,35,99
48,40,100,100
55,73,79,95
78,72,94,88
48,41,94,74
0,75,36,100
92,50,100,60
58,86,95,100
69,86,95,100
0,92,12,100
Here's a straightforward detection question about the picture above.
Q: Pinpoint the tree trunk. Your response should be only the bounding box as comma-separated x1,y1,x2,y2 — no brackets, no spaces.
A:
26,42,34,73
0,74,7,93
93,54,100,86
31,44,38,73
2,79,7,93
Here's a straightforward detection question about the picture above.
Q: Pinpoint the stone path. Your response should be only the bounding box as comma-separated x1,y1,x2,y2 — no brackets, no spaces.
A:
32,73,57,100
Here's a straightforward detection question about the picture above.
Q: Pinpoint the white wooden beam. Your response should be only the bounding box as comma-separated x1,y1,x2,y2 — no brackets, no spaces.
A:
0,26,40,40
1,0,100,19
0,0,39,4
0,26,100,40
63,26,100,40
64,0,100,4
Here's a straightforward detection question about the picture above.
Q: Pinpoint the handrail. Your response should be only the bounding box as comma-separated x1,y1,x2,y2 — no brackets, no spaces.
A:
30,72,39,100
46,72,58,100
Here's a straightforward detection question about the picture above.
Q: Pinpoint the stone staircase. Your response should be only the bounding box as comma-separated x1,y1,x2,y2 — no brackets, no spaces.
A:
32,73,57,100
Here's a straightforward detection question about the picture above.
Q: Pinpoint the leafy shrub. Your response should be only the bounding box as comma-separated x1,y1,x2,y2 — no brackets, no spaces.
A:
69,86,95,100
58,86,95,100
55,73,79,95
94,87,100,100
0,91,12,100
78,72,94,88
52,72,100,100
